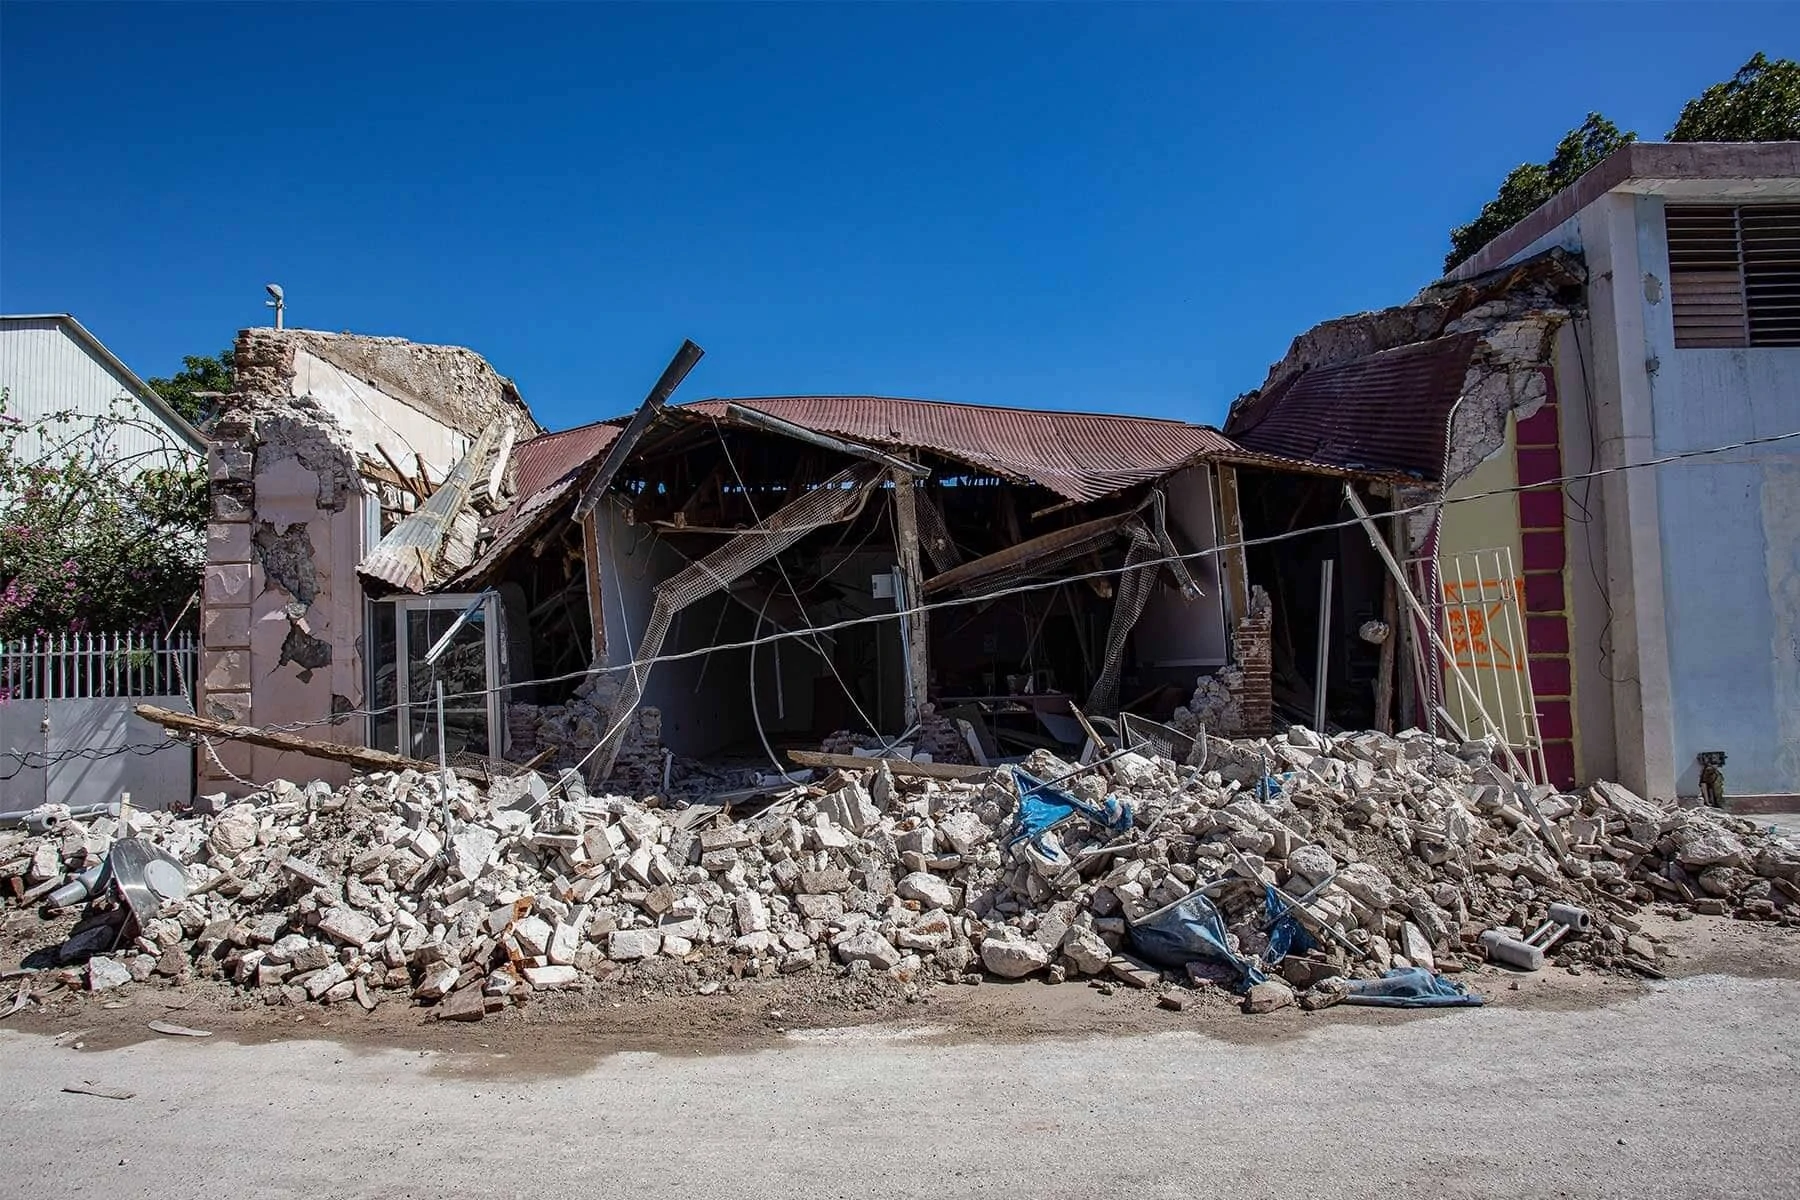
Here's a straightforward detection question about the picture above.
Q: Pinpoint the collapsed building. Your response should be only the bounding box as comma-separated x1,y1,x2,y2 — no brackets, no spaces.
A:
198,332,1414,799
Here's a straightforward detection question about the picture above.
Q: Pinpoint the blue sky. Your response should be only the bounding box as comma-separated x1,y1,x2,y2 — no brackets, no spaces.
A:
1,3,1791,431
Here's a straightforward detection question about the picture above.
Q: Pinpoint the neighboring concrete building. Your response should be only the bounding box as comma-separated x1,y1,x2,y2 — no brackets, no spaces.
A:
1232,142,1800,806
0,314,206,473
1456,142,1800,806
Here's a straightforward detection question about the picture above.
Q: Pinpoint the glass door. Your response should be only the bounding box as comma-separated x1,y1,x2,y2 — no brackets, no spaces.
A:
367,592,503,761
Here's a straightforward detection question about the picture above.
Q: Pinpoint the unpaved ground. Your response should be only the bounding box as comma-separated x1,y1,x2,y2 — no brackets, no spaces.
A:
0,914,1796,1199
2,910,1795,1064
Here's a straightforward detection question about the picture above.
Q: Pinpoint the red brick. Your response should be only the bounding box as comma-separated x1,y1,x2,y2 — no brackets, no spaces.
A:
1523,571,1564,613
1515,446,1563,487
1529,655,1571,698
1526,614,1569,655
1514,404,1561,448
1521,530,1566,573
1541,740,1577,789
1516,487,1565,530
1536,697,1573,740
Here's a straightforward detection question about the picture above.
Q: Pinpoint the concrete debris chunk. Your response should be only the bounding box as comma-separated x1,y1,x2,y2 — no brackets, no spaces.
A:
451,826,499,882
980,927,1050,978
317,906,379,949
87,955,132,991
608,928,662,961
835,929,902,970
896,871,954,910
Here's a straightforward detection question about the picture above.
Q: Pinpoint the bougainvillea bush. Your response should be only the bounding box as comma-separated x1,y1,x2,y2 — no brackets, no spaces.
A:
0,389,206,641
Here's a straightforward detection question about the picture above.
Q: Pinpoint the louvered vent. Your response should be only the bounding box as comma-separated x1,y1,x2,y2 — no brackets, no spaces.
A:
1666,204,1800,348
1742,205,1800,347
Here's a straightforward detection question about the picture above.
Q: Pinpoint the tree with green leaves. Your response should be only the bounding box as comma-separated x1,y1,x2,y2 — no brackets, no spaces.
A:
1445,114,1636,273
0,389,207,641
147,349,234,427
1668,52,1800,142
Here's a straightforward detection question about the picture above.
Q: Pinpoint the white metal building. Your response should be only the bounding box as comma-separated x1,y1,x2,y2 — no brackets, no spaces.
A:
0,313,206,475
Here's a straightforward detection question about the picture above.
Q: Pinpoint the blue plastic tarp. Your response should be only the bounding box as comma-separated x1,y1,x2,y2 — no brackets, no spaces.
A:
1340,967,1485,1008
1004,768,1131,851
1262,885,1315,965
1127,889,1267,992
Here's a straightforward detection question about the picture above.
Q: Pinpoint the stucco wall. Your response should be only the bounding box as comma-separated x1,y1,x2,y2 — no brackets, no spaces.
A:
1651,347,1800,796
1133,464,1229,680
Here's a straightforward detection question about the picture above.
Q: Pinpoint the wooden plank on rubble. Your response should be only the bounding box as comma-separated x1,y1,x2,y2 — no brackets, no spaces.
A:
135,705,490,782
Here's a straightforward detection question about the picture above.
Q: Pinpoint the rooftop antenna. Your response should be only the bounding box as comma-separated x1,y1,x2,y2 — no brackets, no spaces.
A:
265,283,285,330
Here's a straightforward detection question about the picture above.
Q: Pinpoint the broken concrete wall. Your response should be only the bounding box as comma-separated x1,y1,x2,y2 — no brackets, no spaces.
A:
199,329,535,795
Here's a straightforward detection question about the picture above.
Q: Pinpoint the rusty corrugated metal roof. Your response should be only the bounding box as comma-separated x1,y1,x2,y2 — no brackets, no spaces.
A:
683,396,1240,503
510,419,621,501
1224,334,1478,481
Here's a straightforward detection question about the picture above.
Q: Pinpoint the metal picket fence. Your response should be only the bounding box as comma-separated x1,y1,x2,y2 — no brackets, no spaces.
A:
0,630,195,701
1,630,196,809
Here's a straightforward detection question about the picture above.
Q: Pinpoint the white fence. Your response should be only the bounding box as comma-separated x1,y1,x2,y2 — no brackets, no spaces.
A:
1,631,196,811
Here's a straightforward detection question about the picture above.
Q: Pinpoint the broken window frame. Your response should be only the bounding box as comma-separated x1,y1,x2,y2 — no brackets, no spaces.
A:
365,591,505,762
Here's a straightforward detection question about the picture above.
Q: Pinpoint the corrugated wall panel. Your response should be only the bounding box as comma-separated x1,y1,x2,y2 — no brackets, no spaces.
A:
0,320,195,475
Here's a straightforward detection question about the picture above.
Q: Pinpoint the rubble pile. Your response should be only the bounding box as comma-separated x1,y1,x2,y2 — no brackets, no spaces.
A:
3,726,1797,1018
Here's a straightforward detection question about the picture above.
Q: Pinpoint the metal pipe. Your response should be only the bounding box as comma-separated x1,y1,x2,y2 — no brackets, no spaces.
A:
1313,559,1333,733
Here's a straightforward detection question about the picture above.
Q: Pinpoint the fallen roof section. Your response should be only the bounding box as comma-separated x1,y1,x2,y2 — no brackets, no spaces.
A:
359,416,507,593
1225,333,1479,481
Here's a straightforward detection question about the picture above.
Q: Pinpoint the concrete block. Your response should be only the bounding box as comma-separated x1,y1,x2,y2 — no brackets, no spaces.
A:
523,964,578,989
548,921,579,966
512,915,553,958
608,928,662,961
201,604,252,650
318,906,379,948
203,562,253,606
734,892,769,935
202,649,251,693
207,521,253,563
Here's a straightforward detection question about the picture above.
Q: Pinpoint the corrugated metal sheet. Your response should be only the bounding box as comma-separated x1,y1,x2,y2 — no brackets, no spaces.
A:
510,419,621,501
0,315,205,472
1224,334,1478,481
359,418,505,593
447,473,582,588
685,396,1240,503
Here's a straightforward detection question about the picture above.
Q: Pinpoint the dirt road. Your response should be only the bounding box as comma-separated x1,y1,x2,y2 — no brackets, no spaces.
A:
1,917,1796,1199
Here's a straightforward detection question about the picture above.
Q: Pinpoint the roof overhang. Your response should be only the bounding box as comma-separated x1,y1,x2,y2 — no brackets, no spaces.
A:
1452,141,1800,279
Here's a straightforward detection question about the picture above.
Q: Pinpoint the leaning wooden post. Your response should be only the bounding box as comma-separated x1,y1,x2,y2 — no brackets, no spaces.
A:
890,469,931,728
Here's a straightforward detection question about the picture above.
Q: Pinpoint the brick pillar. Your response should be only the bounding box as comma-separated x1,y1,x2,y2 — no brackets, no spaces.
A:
1224,585,1274,738
1513,375,1577,788
197,413,257,790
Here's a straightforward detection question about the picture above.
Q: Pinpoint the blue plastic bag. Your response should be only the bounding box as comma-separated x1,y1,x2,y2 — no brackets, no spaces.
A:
1262,884,1315,966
